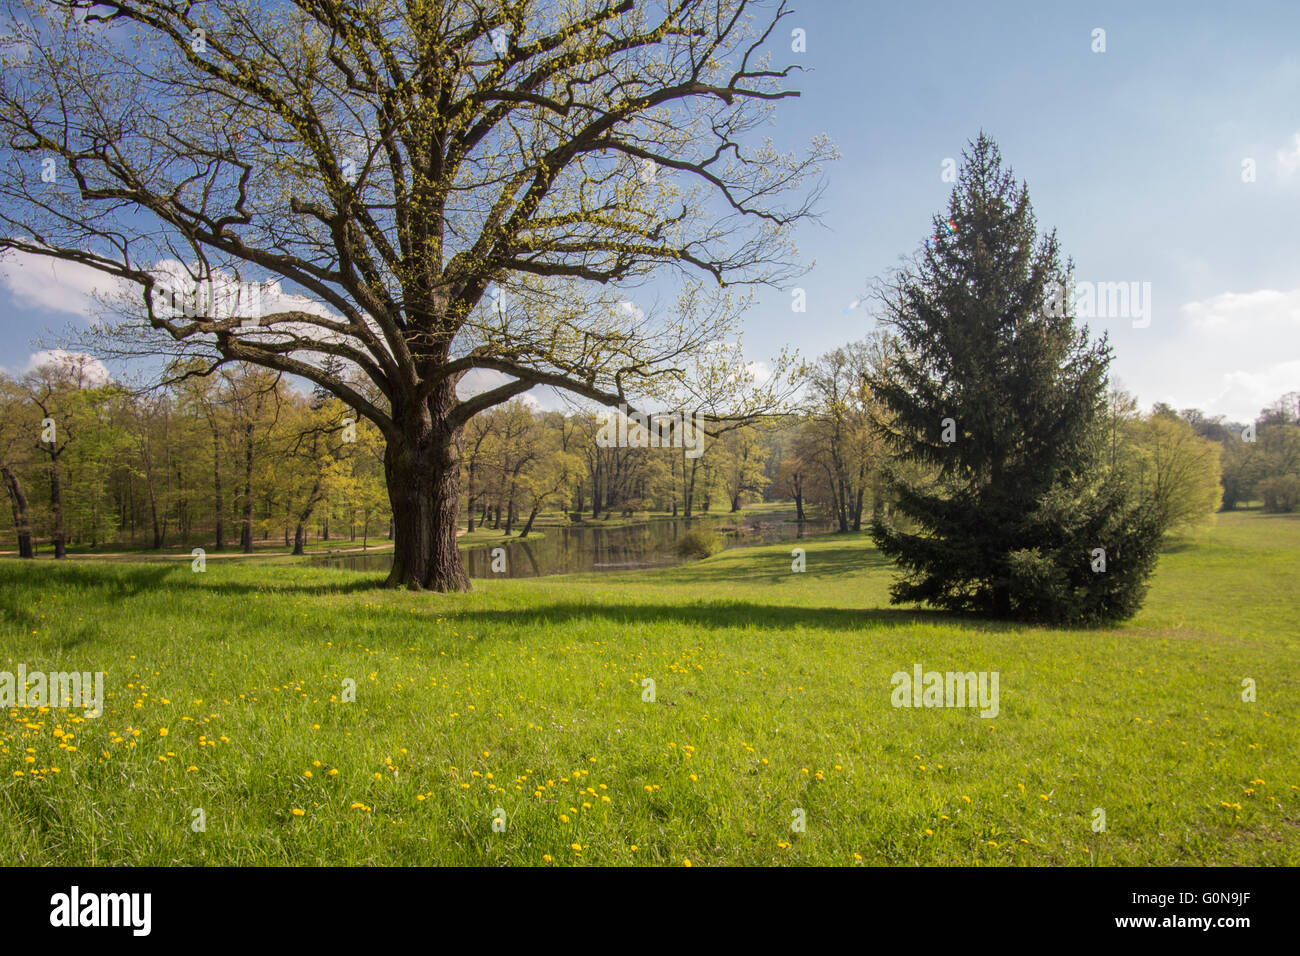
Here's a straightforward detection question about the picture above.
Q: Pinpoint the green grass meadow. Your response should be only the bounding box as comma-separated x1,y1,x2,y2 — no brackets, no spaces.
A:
1,510,1297,866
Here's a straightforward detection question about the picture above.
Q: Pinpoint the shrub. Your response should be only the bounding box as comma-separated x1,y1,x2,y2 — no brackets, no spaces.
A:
675,526,722,559
1259,474,1300,513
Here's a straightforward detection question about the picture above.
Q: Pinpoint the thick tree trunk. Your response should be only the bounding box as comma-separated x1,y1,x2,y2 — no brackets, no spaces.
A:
2,465,34,558
519,505,539,538
384,398,470,592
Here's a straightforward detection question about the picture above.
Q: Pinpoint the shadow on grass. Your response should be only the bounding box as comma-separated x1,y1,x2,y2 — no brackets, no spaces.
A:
450,599,1023,635
661,541,894,584
0,558,385,600
0,559,174,597
0,561,179,633
190,577,387,597
0,551,1045,638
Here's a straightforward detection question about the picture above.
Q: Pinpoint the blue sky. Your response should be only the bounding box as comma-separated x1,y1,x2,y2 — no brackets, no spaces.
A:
2,0,1298,421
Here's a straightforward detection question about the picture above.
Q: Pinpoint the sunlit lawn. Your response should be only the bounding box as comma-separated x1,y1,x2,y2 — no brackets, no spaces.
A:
1,510,1296,865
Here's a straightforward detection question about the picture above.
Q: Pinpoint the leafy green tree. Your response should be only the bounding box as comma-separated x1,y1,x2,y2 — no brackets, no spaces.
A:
716,426,769,512
797,339,885,531
1122,411,1222,532
23,355,107,557
1259,474,1300,512
0,374,40,557
2,0,823,589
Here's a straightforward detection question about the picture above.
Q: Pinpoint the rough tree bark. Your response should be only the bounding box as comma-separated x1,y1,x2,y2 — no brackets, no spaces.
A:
383,384,469,591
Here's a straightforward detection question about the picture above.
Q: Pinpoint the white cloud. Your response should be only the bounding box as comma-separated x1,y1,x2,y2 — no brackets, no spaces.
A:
0,252,344,327
0,250,129,317
1277,132,1300,176
456,367,542,410
148,260,336,322
22,349,111,386
1127,288,1300,421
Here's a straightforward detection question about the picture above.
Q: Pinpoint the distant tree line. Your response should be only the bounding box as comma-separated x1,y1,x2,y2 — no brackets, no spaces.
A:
3,346,1286,559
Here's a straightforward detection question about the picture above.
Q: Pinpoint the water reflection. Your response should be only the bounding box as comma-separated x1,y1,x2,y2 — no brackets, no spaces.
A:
310,511,833,578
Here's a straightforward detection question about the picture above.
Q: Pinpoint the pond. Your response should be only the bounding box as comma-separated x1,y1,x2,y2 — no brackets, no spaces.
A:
309,511,835,578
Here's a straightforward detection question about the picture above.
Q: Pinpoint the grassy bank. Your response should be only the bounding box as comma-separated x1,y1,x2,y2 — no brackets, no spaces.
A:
0,511,1296,865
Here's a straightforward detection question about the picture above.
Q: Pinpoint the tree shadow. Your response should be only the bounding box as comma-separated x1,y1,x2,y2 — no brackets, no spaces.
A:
0,562,178,634
177,576,389,597
659,542,894,584
451,599,1026,635
0,560,177,599
0,559,385,601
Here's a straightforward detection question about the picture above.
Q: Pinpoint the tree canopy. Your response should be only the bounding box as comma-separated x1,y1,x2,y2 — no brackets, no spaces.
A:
0,0,828,589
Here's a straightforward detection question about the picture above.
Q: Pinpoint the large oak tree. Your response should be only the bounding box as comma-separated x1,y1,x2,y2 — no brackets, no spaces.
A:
0,0,827,588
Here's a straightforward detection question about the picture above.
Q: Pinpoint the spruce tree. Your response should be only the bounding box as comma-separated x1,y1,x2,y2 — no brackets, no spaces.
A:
867,134,1163,624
